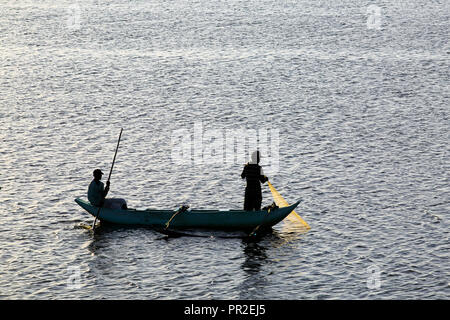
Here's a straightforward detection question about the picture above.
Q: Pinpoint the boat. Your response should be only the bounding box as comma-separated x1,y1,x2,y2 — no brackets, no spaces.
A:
74,198,301,230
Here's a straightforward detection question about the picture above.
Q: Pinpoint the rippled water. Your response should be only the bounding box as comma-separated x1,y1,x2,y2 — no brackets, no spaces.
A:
0,0,449,299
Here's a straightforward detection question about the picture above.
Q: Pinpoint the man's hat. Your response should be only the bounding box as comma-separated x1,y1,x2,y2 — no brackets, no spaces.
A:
93,169,104,176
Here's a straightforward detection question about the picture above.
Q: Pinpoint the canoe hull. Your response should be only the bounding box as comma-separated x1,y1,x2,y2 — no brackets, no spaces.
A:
74,198,301,230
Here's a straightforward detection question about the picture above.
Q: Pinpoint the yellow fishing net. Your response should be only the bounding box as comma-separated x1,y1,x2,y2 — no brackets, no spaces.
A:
268,181,311,229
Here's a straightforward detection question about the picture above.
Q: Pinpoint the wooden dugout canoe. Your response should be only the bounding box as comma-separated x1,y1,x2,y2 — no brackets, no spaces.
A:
74,198,301,230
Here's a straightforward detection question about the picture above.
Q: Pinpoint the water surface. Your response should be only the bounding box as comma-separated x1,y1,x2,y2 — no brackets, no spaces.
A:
0,0,449,299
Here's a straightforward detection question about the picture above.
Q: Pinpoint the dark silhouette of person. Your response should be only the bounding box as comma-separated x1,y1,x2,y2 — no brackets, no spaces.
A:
87,169,110,207
241,151,269,211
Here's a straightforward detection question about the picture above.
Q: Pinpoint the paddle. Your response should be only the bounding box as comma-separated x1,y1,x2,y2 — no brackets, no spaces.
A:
267,181,310,229
92,128,123,232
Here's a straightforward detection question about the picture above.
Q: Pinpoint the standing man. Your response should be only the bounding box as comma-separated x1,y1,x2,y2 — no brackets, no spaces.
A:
241,151,269,211
88,169,110,207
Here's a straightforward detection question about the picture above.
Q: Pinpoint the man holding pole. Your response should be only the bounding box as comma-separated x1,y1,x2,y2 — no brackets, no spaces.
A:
89,128,125,231
88,169,110,207
87,168,127,210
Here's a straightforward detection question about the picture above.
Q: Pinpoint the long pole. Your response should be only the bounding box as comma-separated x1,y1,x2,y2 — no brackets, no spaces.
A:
92,128,123,231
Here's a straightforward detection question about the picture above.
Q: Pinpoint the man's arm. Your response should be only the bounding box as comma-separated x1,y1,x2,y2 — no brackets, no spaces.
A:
241,164,248,179
259,166,268,183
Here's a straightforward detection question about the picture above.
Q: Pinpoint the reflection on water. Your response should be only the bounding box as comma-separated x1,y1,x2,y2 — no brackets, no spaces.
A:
275,220,310,249
238,224,309,299
239,238,269,299
79,223,309,299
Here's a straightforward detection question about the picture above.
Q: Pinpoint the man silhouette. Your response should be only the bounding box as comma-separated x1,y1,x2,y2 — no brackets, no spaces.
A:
241,151,269,211
87,169,110,207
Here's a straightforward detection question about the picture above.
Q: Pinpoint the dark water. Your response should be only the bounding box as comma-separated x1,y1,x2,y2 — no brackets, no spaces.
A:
0,0,449,299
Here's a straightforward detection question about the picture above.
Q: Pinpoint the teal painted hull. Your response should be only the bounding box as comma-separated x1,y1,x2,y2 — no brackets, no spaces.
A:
74,198,301,230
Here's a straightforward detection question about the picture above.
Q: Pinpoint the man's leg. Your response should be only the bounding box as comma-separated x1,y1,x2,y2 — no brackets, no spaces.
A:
255,196,262,211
